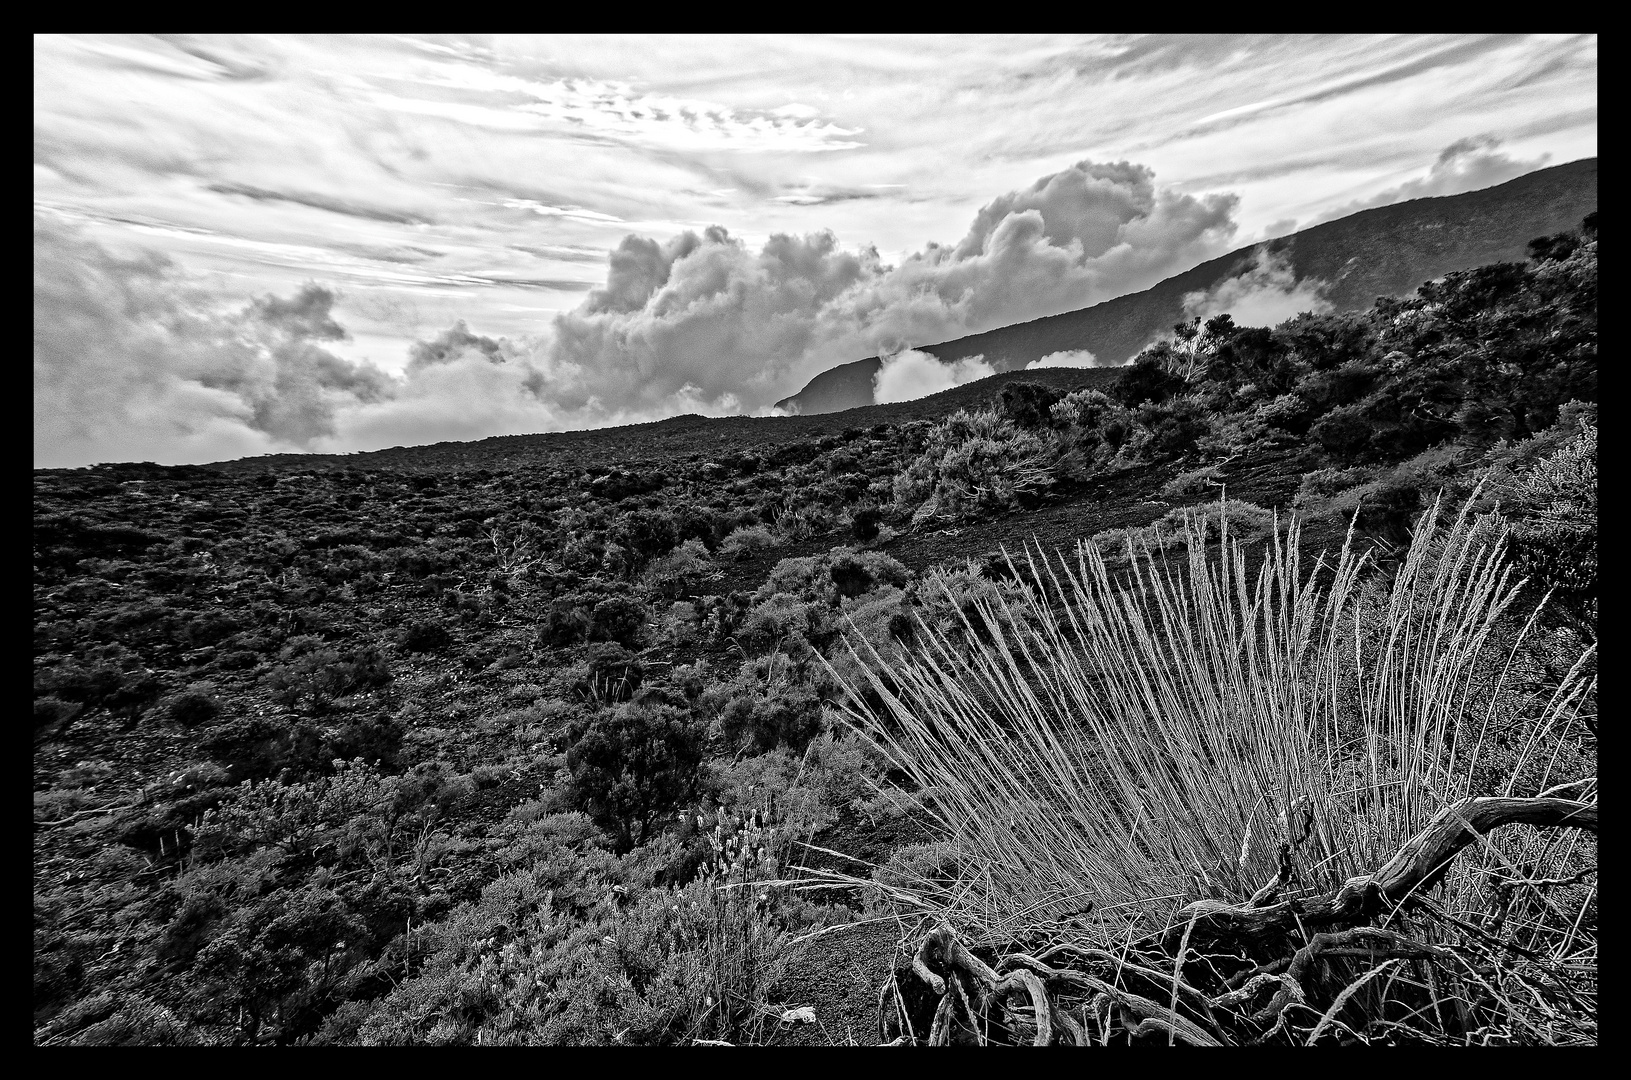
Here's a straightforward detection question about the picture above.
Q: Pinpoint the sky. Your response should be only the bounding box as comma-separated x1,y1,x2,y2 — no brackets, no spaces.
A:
34,33,1596,468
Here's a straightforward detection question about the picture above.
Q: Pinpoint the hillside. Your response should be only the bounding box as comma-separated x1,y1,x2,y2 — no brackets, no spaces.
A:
777,157,1597,415
33,220,1596,1046
201,367,1125,477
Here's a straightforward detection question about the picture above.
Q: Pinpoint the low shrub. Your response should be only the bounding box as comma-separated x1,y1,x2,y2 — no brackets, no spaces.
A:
262,646,392,713
566,700,707,852
401,619,452,653
588,596,648,648
573,643,644,704
1161,464,1224,498
719,525,778,562
168,689,222,729
537,600,591,647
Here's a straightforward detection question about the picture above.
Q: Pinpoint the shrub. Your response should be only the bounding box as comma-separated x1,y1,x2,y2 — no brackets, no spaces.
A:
588,596,648,648
263,646,392,713
737,593,819,655
1114,351,1187,405
566,701,707,852
831,497,1595,945
34,696,82,738
1161,465,1224,498
715,680,823,754
826,547,910,600
1136,393,1210,458
719,525,778,562
1088,499,1278,560
850,504,884,543
891,408,1054,525
537,600,591,647
1511,422,1596,633
1293,465,1374,509
1310,402,1376,460
573,643,644,703
328,870,786,1046
401,619,452,653
1051,389,1144,467
998,381,1066,429
640,539,718,603
168,689,222,729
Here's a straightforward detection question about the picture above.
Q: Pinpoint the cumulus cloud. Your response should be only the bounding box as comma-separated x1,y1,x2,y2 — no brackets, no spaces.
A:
34,214,395,467
1311,135,1551,225
1026,349,1105,370
35,156,1245,466
542,158,1239,416
407,320,505,370
1181,248,1331,328
873,350,995,405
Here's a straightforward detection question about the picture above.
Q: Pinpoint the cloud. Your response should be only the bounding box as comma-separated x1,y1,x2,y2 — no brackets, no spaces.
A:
873,350,994,405
33,214,396,467
1181,247,1331,328
1026,349,1106,369
207,182,431,225
543,157,1239,416
407,319,505,370
1311,135,1551,225
35,154,1244,465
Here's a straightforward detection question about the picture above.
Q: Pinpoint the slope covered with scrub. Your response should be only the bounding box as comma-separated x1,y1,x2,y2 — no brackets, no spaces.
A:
33,219,1595,1045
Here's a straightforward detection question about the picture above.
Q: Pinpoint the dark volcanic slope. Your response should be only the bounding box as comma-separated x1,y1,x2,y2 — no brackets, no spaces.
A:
778,158,1598,415
200,366,1123,476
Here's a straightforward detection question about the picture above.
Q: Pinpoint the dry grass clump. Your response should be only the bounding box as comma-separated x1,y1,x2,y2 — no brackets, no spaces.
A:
826,495,1595,1044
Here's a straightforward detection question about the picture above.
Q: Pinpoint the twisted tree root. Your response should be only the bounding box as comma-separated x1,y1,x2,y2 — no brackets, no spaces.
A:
882,795,1596,1045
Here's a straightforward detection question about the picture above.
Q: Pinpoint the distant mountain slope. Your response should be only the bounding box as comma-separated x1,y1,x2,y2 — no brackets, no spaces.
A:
777,157,1597,415
200,367,1123,476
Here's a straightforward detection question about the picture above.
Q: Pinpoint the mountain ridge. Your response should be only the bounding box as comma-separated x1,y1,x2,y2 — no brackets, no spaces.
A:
776,157,1598,415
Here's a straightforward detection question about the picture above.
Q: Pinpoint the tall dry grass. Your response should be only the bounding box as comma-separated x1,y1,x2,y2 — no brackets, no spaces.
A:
829,495,1595,945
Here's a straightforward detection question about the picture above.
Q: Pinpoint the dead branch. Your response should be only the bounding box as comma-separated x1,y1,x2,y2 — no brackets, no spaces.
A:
882,794,1596,1045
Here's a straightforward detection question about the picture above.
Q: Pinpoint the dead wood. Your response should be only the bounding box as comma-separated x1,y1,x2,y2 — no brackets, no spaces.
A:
882,794,1597,1045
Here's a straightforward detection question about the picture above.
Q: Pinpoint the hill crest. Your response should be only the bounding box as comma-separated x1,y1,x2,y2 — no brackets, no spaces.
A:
776,157,1597,415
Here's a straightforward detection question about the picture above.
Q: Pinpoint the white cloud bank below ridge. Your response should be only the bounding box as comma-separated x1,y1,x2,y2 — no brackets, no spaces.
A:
1026,349,1104,370
1181,248,1331,327
873,350,995,404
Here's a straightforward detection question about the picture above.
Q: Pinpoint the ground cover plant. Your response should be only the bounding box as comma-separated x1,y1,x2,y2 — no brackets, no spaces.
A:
33,222,1594,1045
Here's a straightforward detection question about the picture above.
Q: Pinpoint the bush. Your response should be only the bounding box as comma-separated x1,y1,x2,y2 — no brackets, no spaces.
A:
737,593,819,655
401,619,452,653
998,382,1066,428
1310,402,1375,460
573,643,644,703
1051,389,1144,467
537,600,591,647
891,408,1055,525
263,646,392,713
1136,393,1210,458
588,596,648,648
1114,351,1187,406
1161,465,1224,498
1511,423,1596,633
832,498,1596,951
566,701,707,852
640,539,718,603
850,504,884,543
168,689,221,729
719,525,778,562
715,681,824,754
34,696,82,738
